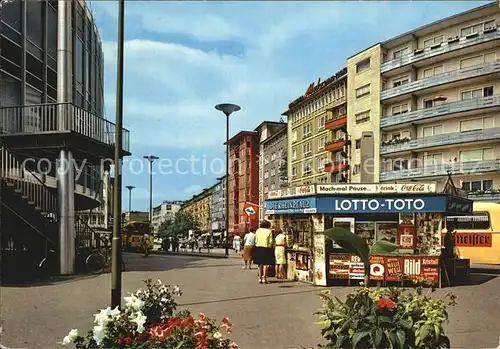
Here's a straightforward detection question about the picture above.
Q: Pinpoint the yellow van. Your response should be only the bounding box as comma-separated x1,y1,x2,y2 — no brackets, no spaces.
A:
445,202,500,265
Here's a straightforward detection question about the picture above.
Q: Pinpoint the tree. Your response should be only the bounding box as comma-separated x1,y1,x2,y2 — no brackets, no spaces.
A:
157,211,199,239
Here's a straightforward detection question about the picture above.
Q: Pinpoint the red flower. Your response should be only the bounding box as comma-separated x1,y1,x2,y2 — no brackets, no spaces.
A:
377,298,396,310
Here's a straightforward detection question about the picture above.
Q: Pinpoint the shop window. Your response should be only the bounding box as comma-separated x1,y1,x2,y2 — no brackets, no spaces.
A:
355,222,375,246
284,219,311,249
376,222,398,244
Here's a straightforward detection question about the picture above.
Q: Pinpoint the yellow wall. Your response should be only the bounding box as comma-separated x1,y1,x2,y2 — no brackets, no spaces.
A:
347,44,382,183
180,190,212,232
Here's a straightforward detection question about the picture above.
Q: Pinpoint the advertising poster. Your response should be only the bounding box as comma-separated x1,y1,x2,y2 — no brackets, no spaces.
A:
313,234,327,286
385,257,403,281
369,255,386,281
329,253,350,279
397,224,416,250
348,255,365,280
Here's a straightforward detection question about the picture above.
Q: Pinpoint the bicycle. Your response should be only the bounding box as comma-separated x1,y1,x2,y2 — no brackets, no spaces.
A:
85,248,126,275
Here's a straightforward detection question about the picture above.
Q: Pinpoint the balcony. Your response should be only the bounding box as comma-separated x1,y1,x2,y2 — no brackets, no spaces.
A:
325,115,347,130
325,139,345,152
381,95,500,129
380,160,500,181
381,127,500,155
324,161,348,173
0,103,131,162
381,28,500,73
468,190,500,202
381,61,500,101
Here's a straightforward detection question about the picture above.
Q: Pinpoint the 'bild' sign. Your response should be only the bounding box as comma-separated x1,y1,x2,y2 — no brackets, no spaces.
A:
368,256,439,283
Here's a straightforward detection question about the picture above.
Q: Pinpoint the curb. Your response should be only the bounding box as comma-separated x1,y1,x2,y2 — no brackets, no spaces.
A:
148,250,229,259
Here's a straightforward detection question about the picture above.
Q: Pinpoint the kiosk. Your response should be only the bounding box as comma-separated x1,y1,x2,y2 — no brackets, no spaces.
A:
264,182,472,287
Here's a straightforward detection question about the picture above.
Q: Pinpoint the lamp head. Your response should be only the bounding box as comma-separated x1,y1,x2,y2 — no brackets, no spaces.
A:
215,103,241,117
126,185,135,190
143,155,160,162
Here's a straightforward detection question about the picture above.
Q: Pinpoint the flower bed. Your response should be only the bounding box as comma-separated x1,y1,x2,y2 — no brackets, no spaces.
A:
62,279,237,349
316,286,457,349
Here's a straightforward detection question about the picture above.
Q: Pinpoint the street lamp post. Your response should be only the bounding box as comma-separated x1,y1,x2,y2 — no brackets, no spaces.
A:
215,103,241,256
143,155,159,224
125,185,135,212
111,0,125,309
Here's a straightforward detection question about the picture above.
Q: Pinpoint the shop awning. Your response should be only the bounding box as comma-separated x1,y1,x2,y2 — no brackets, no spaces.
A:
446,215,489,222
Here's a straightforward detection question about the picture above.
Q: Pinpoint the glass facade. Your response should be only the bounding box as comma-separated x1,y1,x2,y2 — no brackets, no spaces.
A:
0,0,104,116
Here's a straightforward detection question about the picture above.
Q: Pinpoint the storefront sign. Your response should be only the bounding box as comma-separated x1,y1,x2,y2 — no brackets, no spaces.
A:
453,232,492,247
319,196,447,213
267,185,316,199
316,183,436,195
446,197,473,215
265,197,317,214
397,224,416,249
368,256,439,283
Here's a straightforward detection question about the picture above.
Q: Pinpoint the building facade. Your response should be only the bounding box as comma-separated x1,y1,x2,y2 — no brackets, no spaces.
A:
348,1,500,202
0,0,130,276
151,201,183,234
211,176,226,234
255,121,287,218
283,68,349,186
261,124,288,215
227,131,260,235
180,188,213,233
123,211,149,225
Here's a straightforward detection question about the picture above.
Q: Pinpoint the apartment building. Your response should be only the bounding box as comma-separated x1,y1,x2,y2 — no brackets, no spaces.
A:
180,188,212,233
123,211,149,224
227,131,260,235
261,124,288,208
347,1,500,202
283,68,349,186
255,121,287,218
151,201,183,234
211,176,226,234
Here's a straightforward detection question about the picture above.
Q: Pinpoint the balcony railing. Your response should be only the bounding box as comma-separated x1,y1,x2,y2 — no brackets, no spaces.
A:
0,103,130,152
381,127,500,155
468,191,500,202
380,159,500,181
324,161,348,173
325,139,345,152
325,115,347,130
381,61,500,101
381,95,500,128
381,28,500,73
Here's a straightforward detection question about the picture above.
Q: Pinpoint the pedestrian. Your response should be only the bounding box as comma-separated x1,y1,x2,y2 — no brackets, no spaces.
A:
141,232,150,257
254,220,273,284
274,228,287,279
242,228,256,269
233,234,242,254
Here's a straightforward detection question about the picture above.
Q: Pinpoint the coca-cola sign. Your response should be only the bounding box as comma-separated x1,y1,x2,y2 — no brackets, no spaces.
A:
399,184,426,192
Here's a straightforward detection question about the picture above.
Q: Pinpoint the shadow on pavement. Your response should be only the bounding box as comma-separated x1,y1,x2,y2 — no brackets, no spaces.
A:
455,273,498,287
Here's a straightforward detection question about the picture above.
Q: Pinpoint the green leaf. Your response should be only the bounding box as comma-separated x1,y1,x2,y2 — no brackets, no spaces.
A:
373,328,383,346
319,228,370,264
352,330,371,348
369,240,399,255
419,324,431,341
396,329,406,348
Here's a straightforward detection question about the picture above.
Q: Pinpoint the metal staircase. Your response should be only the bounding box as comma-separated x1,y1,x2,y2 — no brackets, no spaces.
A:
0,146,106,282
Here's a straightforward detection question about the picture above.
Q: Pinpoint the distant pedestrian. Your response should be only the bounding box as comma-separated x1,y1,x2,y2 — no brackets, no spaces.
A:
242,229,256,269
274,228,287,279
254,220,273,284
233,235,242,254
141,232,150,257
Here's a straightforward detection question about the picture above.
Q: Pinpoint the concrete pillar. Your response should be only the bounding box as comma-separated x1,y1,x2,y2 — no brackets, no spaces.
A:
58,149,75,274
57,0,74,275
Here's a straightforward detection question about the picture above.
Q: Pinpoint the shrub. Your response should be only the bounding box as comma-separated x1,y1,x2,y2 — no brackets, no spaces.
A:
316,286,457,349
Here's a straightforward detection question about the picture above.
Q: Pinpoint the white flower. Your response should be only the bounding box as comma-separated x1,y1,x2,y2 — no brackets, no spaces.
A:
93,306,121,326
124,295,144,312
61,329,78,345
157,279,162,285
130,311,147,333
93,325,105,345
173,285,181,295
213,331,222,339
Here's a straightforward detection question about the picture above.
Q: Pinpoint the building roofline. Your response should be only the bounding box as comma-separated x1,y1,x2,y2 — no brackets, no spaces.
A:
254,120,286,132
262,124,287,145
227,130,258,145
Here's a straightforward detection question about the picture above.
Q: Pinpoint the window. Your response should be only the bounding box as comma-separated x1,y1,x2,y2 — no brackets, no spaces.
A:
461,20,496,37
303,123,312,137
424,153,443,166
392,76,410,88
459,148,494,162
355,139,361,150
292,167,297,177
355,110,370,124
317,136,327,150
318,115,326,130
422,125,442,137
303,162,312,174
423,99,434,109
317,157,326,171
393,47,409,59
356,84,370,98
462,180,493,192
461,86,493,100
423,65,443,78
460,116,493,132
270,169,275,176
303,142,312,156
271,153,276,161
264,156,269,164
356,58,371,73
423,35,443,48
391,133,401,140
353,164,361,175
391,103,409,115
292,148,297,161
264,185,269,193
393,159,409,171
460,52,496,69
292,130,298,142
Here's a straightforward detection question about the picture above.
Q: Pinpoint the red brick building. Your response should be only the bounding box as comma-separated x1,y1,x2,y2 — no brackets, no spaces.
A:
227,131,260,236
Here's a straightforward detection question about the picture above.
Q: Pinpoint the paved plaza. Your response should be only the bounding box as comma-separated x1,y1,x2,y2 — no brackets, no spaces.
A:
1,253,500,349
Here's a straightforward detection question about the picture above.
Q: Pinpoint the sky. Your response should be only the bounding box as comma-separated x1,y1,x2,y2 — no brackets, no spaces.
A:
87,0,492,212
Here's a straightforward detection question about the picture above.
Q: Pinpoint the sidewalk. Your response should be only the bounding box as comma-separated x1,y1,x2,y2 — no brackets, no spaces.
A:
150,248,243,259
470,263,500,274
